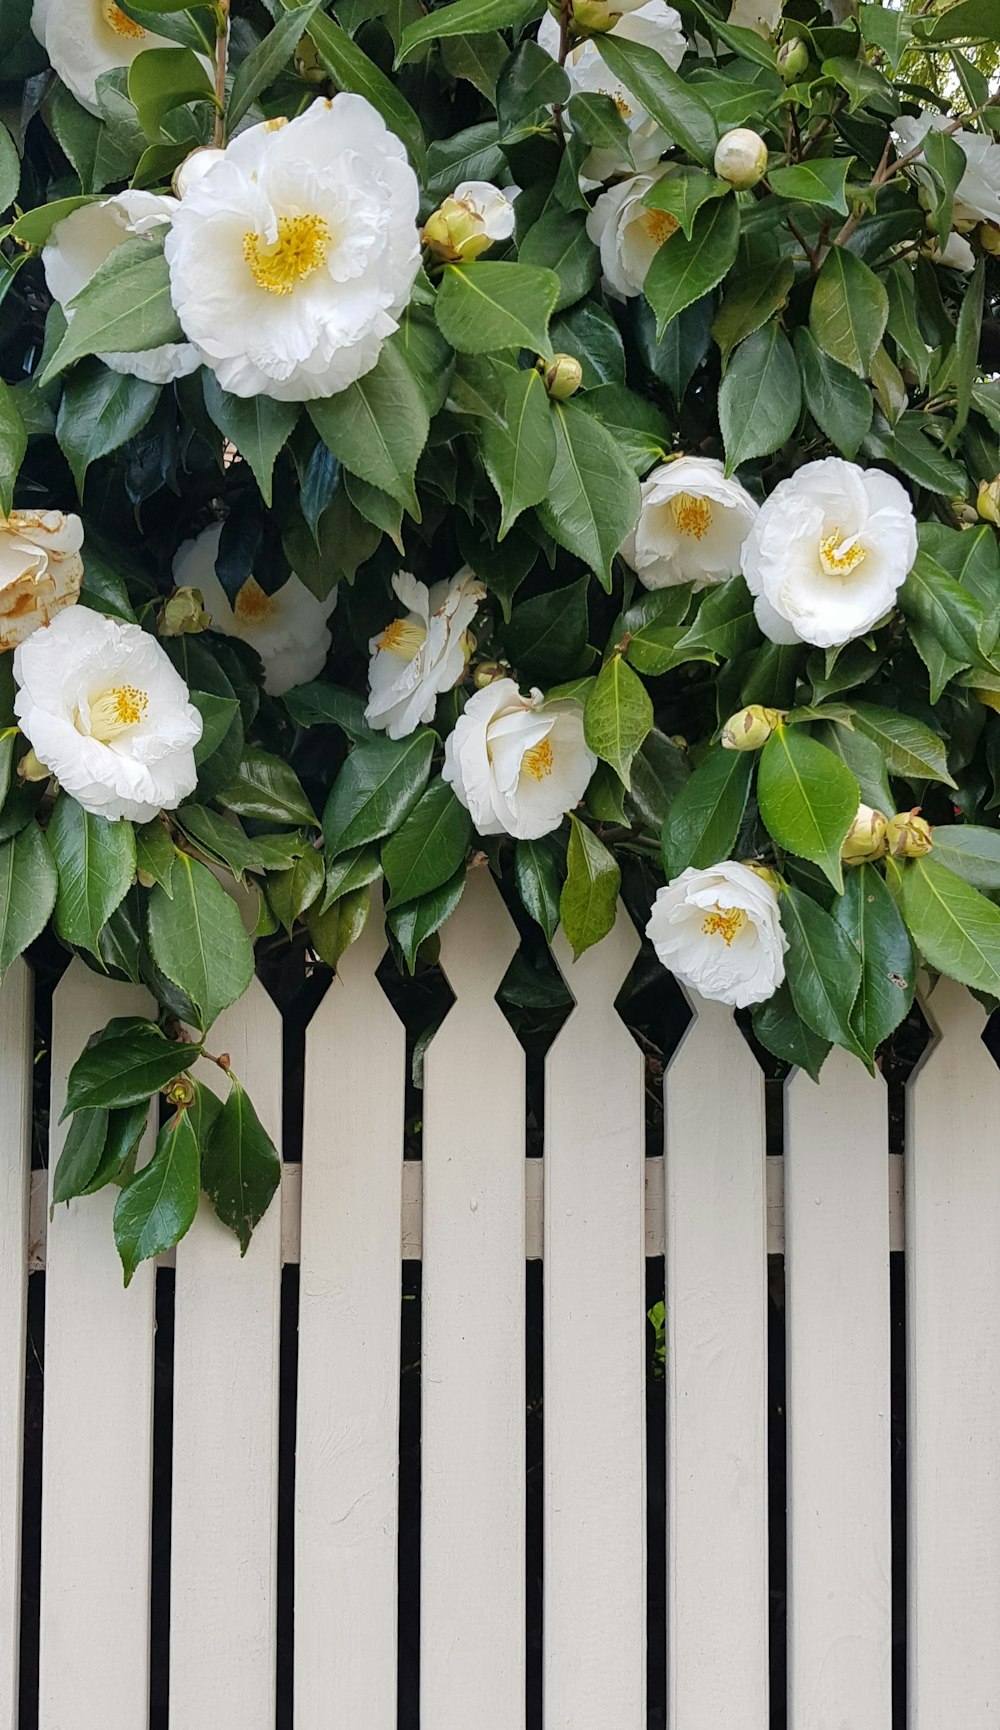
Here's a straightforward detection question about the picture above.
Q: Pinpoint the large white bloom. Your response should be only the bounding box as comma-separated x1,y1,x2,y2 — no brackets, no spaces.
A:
537,2,687,182
164,97,422,402
586,167,678,297
172,523,336,697
0,511,83,651
894,111,1000,228
43,192,200,384
366,568,484,740
13,608,202,822
741,457,918,649
31,0,179,115
646,861,787,1008
622,456,759,589
443,678,596,840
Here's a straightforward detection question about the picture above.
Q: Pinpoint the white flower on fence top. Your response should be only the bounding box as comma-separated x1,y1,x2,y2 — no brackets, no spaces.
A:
443,678,596,840
586,167,678,299
30,0,179,115
622,455,759,590
366,568,484,740
741,456,918,649
13,607,202,822
646,861,788,1008
0,510,83,652
537,1,687,183
172,522,336,698
164,97,422,402
894,112,1000,229
43,192,201,385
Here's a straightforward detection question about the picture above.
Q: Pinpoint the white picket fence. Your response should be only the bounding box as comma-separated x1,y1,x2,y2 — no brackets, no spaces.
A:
2,864,1000,1727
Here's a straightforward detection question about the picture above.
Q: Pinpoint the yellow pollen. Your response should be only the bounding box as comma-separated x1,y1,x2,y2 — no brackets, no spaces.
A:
88,684,149,742
263,117,289,132
234,577,274,624
671,492,713,540
640,208,679,247
243,214,330,296
101,0,146,38
522,739,554,782
819,529,868,577
377,617,426,661
701,905,747,946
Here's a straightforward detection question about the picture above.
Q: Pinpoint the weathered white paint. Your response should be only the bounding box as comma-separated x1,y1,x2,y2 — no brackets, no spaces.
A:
294,896,406,1730
664,996,769,1727
907,979,1000,1727
169,979,283,1727
421,869,526,1728
544,903,646,1730
0,960,32,1730
785,1047,892,1730
39,966,157,1730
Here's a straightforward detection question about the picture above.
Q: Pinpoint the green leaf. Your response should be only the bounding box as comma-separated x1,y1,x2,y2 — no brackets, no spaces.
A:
228,0,325,127
899,550,984,671
712,258,796,367
809,245,888,379
565,93,635,169
47,796,136,956
480,365,556,538
52,1107,111,1207
559,813,620,960
885,261,931,389
202,375,299,508
0,121,19,210
758,725,859,891
519,208,600,313
594,34,718,165
201,1074,281,1254
863,414,968,498
323,730,435,857
0,821,57,982
642,167,730,240
780,884,863,1055
148,854,255,1031
858,3,912,68
63,1018,197,1115
435,261,561,359
535,399,640,591
834,862,915,1061
283,681,368,740
308,337,429,518
847,702,956,788
496,38,569,128
951,254,984,444
921,126,966,246
387,865,466,970
768,157,852,216
114,1106,200,1285
266,848,325,932
915,0,998,40
793,326,873,458
279,0,425,168
644,198,741,335
81,1099,150,1195
584,655,652,790
660,744,753,878
382,778,472,906
40,236,182,384
134,819,176,894
674,576,759,660
320,844,382,909
628,728,689,832
503,577,589,681
719,321,801,473
928,826,1000,892
127,45,213,139
899,857,1000,998
307,881,370,967
752,983,830,1081
397,0,542,62
575,384,671,475
55,362,160,496
515,832,564,941
217,748,318,826
0,378,27,515
440,31,509,99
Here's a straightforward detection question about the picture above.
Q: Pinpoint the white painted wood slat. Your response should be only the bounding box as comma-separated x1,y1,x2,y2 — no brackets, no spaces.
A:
907,979,1000,1728
421,870,526,1729
39,966,157,1730
0,961,32,1730
544,904,646,1730
785,1049,892,1730
663,997,769,1727
169,979,283,1728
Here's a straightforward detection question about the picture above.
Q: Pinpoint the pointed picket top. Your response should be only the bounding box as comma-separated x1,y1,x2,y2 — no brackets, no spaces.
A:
437,864,519,999
666,986,752,1078
317,881,389,998
916,973,988,1060
551,897,640,1018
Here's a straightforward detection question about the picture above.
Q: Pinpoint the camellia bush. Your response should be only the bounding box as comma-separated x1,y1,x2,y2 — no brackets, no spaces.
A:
0,0,998,1275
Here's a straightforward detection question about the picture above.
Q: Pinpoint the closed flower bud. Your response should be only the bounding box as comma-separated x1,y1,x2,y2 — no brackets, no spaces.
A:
163,1073,196,1109
542,353,584,399
721,703,781,751
571,0,622,29
887,809,934,858
978,221,1000,256
17,746,50,783
776,37,809,81
714,128,768,189
841,803,888,865
977,477,1000,526
159,585,210,637
473,659,507,688
423,182,516,264
172,146,226,200
294,34,328,81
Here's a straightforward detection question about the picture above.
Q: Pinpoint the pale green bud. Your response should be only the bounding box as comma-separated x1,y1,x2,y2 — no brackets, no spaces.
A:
472,659,507,688
841,803,888,865
721,704,781,751
17,746,50,783
887,809,934,859
977,478,1000,527
979,222,1000,257
714,128,768,189
542,353,584,399
423,196,493,263
159,586,210,637
777,37,809,81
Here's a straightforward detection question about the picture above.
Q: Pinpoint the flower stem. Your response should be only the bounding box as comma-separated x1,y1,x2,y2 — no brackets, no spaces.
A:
213,0,231,149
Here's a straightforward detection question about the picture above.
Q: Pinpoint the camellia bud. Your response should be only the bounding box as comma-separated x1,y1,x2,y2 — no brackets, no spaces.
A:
570,0,621,28
472,659,507,688
714,128,768,190
294,33,328,82
542,353,584,399
746,862,782,892
163,1073,196,1109
978,221,1000,257
977,477,1000,527
721,703,782,751
886,809,934,859
841,803,889,865
159,585,210,637
172,146,225,200
17,746,50,783
776,37,809,81
423,195,493,263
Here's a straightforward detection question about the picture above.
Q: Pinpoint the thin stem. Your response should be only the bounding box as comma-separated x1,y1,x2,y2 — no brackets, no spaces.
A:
213,0,231,149
830,108,986,253
551,0,573,145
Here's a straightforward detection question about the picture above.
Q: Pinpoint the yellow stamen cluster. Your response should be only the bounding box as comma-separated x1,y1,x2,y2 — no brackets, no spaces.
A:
234,577,274,624
640,208,679,248
671,492,713,540
88,684,149,741
701,905,747,946
243,214,330,296
818,529,867,577
521,739,554,782
377,618,426,661
102,0,145,39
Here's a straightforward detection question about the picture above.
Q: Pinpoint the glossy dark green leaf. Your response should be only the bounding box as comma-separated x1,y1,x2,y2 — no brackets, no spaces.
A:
323,730,435,857
0,820,57,983
0,378,28,513
388,865,466,970
643,167,730,240
435,261,560,358
519,208,600,313
503,577,590,682
515,832,565,941
480,364,556,538
52,1107,110,1206
809,245,888,378
202,374,299,508
397,0,543,62
56,362,160,496
201,1074,281,1253
899,857,1000,997
660,745,752,879
584,654,653,790
847,703,956,787
559,813,620,960
719,322,801,472
228,0,325,127
114,1105,200,1285
644,198,741,335
713,258,796,367
793,326,873,459
282,681,369,740
752,982,831,1081
768,157,852,215
382,778,472,906
217,748,318,826
308,338,429,518
127,45,213,138
147,854,255,1031
306,881,370,968
758,725,859,891
834,862,915,1062
535,399,640,590
40,235,182,383
780,884,863,1054
48,796,136,956
595,34,718,164
63,1018,197,1116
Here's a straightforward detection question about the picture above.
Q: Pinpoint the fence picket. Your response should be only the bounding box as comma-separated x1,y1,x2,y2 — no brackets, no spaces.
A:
0,961,32,1730
663,997,769,1726
295,898,406,1729
785,1048,892,1729
39,965,157,1730
544,903,646,1730
907,979,1000,1725
421,870,525,1728
168,980,283,1728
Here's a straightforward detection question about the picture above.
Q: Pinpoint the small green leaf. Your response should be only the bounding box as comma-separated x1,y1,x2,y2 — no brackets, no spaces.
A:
644,198,741,335
202,374,299,508
306,880,371,968
52,1108,110,1207
388,866,466,970
899,857,1000,998
283,682,369,740
201,1074,281,1254
480,365,556,539
809,246,888,379
397,0,543,63
47,796,136,956
834,863,915,1062
127,45,214,139
266,848,325,933
217,748,318,826
928,826,1000,892
713,258,796,367
768,157,852,216
0,378,27,514
752,983,831,1081
758,725,859,891
308,337,429,518
898,551,984,672
40,236,182,384
515,832,565,942
0,821,57,983
660,745,753,879
535,399,640,591
519,207,600,313
793,326,873,459
847,703,955,788
584,655,653,790
643,168,730,240
114,1106,200,1285
435,261,561,359
559,813,620,960
719,321,802,472
56,363,160,497
63,1018,197,1116
323,730,436,857
147,854,255,1031
228,0,325,127
82,1100,150,1194
780,884,863,1054
382,778,472,906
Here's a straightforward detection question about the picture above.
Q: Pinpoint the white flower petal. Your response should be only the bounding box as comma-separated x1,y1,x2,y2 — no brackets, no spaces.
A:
646,861,787,1008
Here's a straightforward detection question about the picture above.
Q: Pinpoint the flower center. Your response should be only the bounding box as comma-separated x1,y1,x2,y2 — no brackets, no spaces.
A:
243,214,331,297
88,684,149,741
101,0,146,39
671,492,713,540
819,529,867,578
521,739,554,782
701,905,747,946
234,577,274,624
596,87,633,120
640,208,679,247
377,618,426,661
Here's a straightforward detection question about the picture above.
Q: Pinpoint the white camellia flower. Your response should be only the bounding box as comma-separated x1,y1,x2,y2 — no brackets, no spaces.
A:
423,180,517,261
928,230,976,271
537,1,687,182
172,146,226,200
13,607,202,822
366,568,485,740
442,678,596,840
43,192,200,384
31,0,180,115
622,456,759,589
171,523,337,697
646,861,787,1008
164,96,422,402
728,0,782,33
586,167,678,297
0,510,84,652
894,111,1000,228
741,457,918,649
